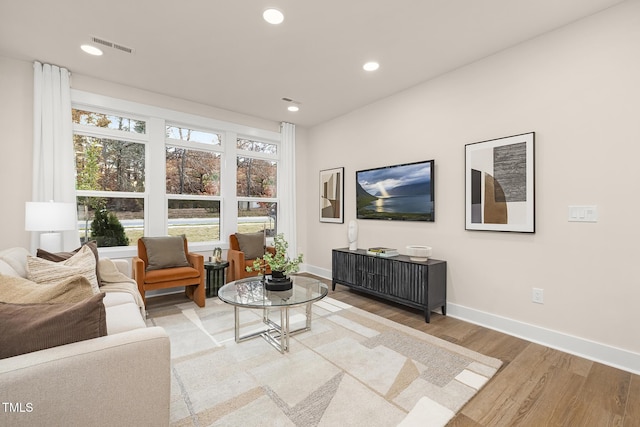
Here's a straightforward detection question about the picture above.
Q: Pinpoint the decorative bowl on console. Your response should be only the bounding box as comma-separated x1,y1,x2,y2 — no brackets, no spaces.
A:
405,245,432,262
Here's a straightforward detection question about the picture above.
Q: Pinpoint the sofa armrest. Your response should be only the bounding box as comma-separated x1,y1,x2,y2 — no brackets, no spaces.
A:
111,258,130,277
0,327,170,426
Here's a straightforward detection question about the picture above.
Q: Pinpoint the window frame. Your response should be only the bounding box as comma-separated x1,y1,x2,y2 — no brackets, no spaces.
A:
71,90,282,257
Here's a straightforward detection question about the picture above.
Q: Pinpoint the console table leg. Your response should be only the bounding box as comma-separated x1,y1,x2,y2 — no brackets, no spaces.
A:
425,309,431,323
442,305,446,316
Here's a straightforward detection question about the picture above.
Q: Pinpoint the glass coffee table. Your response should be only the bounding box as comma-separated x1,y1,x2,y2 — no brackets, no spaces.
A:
218,276,328,353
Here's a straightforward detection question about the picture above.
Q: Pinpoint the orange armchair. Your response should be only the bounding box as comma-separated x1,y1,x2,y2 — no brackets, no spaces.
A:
227,233,276,283
133,236,205,307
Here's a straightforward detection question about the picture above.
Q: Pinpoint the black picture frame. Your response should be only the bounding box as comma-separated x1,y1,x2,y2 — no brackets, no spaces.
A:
465,132,535,233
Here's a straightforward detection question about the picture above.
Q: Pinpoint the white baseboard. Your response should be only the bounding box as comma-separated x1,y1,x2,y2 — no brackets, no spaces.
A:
304,265,640,375
446,303,640,375
303,264,331,280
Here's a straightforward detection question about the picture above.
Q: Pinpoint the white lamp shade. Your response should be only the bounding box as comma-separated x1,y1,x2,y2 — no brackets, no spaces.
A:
25,202,77,231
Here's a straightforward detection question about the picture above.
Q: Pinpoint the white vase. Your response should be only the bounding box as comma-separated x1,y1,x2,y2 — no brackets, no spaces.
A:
348,220,358,250
405,245,432,262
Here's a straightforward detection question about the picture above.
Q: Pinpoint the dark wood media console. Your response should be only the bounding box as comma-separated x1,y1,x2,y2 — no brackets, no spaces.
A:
331,248,447,323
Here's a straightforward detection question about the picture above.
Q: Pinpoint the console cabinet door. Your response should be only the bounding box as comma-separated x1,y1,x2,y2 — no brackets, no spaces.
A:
332,248,446,323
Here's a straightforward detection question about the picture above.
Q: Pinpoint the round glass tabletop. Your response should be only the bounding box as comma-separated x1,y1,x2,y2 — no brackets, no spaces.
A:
218,276,328,309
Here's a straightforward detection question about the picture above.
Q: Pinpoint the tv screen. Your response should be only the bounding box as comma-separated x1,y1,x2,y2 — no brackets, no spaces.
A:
356,160,434,221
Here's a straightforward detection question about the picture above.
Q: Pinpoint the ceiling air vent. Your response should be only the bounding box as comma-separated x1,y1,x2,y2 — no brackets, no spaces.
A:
90,36,134,54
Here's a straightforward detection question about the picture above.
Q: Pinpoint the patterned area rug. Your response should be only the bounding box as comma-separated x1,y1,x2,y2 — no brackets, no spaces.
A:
146,297,502,427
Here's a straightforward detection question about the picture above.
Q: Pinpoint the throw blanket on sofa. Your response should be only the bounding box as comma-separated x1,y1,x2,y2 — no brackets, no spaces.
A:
0,274,94,304
98,259,145,310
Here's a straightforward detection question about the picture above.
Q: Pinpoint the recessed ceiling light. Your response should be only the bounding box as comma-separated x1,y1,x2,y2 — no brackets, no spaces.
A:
363,61,380,71
81,44,103,56
287,105,299,112
263,8,284,25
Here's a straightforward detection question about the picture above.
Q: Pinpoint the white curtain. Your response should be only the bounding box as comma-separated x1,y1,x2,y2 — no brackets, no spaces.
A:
279,122,297,258
32,61,79,252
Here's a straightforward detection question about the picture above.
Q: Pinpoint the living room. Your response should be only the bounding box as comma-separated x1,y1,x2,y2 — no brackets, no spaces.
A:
1,0,639,425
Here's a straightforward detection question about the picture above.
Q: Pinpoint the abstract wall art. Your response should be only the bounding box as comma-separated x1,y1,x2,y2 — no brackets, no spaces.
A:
320,167,344,223
465,132,535,233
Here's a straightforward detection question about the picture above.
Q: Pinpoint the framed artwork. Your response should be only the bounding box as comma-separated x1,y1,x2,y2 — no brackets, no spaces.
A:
319,167,344,223
465,132,535,233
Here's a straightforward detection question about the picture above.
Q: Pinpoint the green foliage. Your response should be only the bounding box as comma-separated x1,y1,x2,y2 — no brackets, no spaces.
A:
76,141,101,191
90,208,129,247
247,233,303,275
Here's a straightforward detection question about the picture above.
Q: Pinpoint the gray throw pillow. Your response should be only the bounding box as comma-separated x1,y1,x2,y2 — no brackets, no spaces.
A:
142,236,190,271
235,232,265,259
0,293,107,359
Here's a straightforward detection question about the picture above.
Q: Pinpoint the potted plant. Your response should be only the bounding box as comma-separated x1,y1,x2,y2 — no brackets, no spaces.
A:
247,233,303,290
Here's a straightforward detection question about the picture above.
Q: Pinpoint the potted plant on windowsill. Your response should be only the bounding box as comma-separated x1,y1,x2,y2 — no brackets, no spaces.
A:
246,233,303,291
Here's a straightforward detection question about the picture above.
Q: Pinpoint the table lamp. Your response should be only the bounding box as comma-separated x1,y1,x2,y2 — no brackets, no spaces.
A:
25,201,77,252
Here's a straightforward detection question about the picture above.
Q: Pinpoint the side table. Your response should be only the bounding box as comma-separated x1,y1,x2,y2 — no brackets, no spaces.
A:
204,261,229,297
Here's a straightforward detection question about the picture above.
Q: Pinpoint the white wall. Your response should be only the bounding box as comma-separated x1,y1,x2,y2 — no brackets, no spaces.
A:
301,1,640,371
0,57,33,248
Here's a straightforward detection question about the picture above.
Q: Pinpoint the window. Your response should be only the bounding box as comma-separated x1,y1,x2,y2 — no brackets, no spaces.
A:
73,109,146,134
71,90,283,251
238,201,277,236
166,125,223,243
166,147,220,195
168,199,220,242
237,137,278,236
73,109,146,247
77,196,144,247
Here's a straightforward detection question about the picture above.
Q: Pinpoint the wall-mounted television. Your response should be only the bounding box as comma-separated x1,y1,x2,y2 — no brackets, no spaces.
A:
356,160,434,221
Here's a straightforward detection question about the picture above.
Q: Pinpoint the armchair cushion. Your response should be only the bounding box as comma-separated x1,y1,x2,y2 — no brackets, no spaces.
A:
141,236,190,271
0,293,107,359
235,232,265,259
143,266,200,284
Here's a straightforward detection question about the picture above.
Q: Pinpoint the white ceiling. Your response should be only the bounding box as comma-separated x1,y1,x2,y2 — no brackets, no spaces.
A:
0,0,626,127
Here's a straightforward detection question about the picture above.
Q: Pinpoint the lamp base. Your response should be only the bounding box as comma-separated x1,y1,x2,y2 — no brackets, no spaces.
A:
39,232,63,252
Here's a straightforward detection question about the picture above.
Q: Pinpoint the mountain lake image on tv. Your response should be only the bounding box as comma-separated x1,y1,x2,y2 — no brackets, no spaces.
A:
356,160,434,221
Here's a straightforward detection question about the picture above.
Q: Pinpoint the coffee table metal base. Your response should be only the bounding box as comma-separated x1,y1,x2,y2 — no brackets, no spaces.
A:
234,303,313,353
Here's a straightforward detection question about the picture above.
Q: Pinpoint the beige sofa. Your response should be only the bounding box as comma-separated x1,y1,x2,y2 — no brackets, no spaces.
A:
0,247,171,427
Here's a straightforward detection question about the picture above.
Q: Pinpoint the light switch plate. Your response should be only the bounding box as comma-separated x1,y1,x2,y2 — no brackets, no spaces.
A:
568,205,598,222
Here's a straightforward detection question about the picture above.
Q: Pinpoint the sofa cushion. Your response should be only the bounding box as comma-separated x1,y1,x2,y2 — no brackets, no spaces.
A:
0,259,19,277
105,302,147,334
37,241,101,286
235,232,265,259
0,293,107,359
0,274,94,304
27,245,99,294
142,236,190,271
102,291,136,308
0,247,30,278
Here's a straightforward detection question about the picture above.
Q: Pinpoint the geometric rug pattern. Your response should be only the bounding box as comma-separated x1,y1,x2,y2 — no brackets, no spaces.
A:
146,297,502,427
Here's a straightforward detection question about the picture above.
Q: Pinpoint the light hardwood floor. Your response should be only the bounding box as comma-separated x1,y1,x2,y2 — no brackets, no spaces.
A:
148,278,640,426
324,281,640,427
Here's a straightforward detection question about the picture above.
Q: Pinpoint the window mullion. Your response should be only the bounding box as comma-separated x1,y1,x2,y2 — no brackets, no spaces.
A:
146,117,167,236
222,130,238,240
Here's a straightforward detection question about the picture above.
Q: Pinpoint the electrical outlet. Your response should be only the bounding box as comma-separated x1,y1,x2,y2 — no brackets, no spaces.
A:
532,288,544,304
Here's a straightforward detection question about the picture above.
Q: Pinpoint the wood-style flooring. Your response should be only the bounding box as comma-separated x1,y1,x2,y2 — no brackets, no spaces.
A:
148,277,640,426
325,282,640,427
